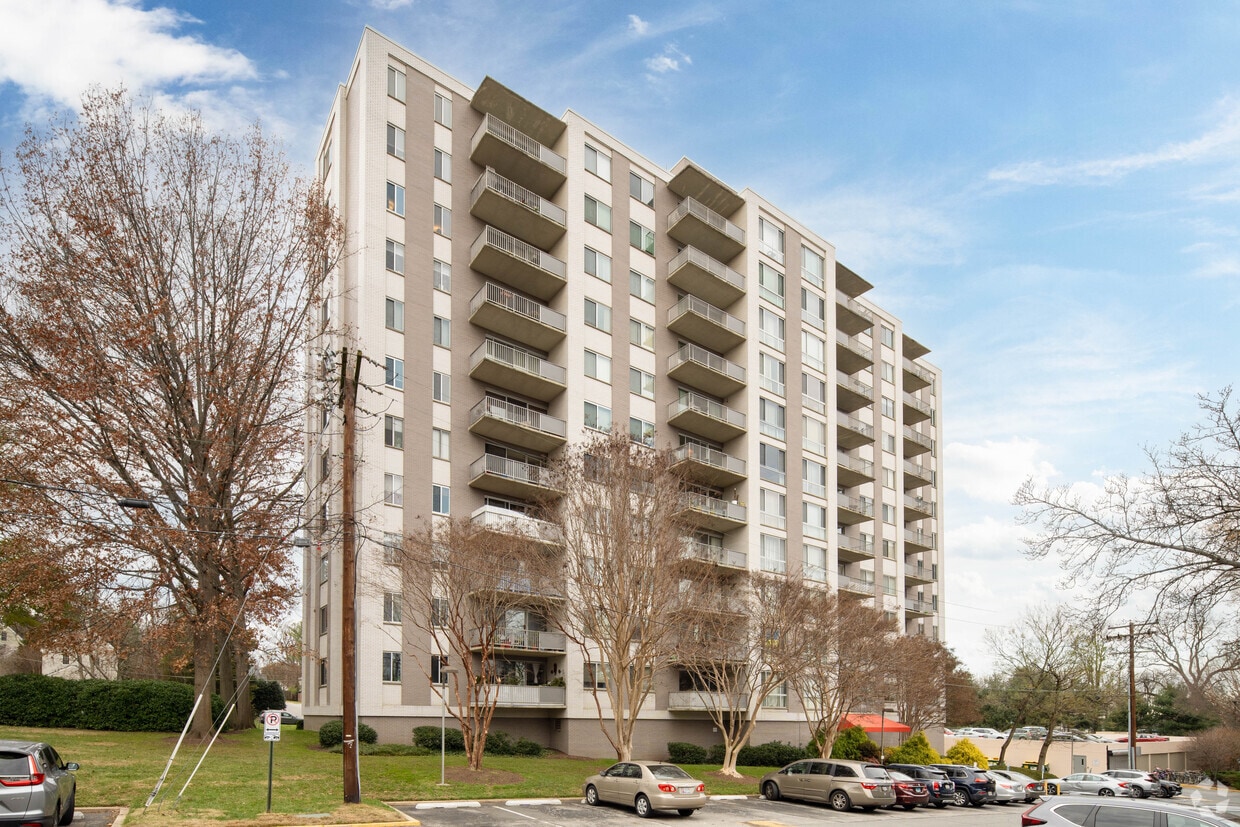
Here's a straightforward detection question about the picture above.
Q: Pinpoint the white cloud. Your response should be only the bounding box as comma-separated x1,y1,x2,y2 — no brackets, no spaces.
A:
371,0,416,8
947,438,1057,504
628,14,650,36
0,0,255,108
645,44,692,74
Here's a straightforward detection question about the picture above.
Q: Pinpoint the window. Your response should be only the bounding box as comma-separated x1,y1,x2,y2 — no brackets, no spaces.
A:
385,239,405,274
801,287,826,330
384,415,404,449
319,658,328,686
759,308,785,351
433,204,451,237
760,488,786,530
759,397,785,440
386,123,405,160
762,677,788,708
803,416,827,455
759,353,785,396
585,144,611,180
432,371,450,402
803,459,827,498
386,181,404,216
630,319,655,351
385,297,404,332
882,396,895,418
382,652,402,682
432,428,450,460
881,361,896,383
320,140,332,179
806,544,827,581
383,592,403,623
629,171,654,206
433,148,451,183
431,597,449,628
585,196,611,232
758,262,784,308
385,357,404,390
883,467,896,489
318,605,329,635
584,298,611,332
584,349,611,382
432,484,450,515
881,325,896,347
882,539,896,559
802,246,825,288
629,417,655,447
803,502,827,539
430,654,449,685
758,217,785,264
432,259,451,292
433,316,451,347
383,532,401,565
882,503,896,524
584,401,612,432
760,534,787,573
629,368,655,399
387,65,406,101
629,220,654,255
584,247,611,282
384,473,403,506
319,552,329,582
802,373,826,412
584,661,608,690
802,330,825,371
760,444,786,485
434,93,451,127
629,270,655,304
883,433,896,453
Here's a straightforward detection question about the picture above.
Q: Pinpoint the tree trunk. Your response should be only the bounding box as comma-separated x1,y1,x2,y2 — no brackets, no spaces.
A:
190,626,216,739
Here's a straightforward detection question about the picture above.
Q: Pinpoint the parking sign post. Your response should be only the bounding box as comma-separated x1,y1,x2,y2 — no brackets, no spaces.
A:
263,711,282,812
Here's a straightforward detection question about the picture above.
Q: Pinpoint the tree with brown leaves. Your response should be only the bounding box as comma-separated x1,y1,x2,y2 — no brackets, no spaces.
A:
0,90,343,737
886,635,951,735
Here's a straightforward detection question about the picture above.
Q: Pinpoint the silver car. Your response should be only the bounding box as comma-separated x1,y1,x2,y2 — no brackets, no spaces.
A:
583,760,707,817
1046,772,1132,797
989,768,1040,803
985,770,1027,803
1101,768,1162,798
0,740,78,827
759,758,896,811
1019,795,1232,826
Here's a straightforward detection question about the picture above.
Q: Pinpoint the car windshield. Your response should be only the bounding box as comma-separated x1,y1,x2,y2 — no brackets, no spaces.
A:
863,766,891,779
888,771,912,781
649,765,692,780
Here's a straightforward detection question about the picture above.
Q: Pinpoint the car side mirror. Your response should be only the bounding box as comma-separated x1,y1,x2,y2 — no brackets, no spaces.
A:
66,763,80,771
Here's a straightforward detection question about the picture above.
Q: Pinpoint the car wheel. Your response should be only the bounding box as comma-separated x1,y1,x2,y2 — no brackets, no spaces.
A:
1099,788,1114,796
52,803,61,827
585,785,599,806
828,790,851,811
59,791,75,826
971,797,987,807
762,780,781,801
677,809,695,817
951,789,969,806
635,793,653,818
1137,787,1151,799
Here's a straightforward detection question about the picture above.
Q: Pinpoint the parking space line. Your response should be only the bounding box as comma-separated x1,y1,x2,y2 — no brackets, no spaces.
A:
413,802,481,810
503,799,562,806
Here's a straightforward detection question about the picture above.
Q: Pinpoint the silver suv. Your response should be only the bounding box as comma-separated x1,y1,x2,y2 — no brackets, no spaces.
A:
1101,769,1160,798
0,740,78,827
760,758,897,811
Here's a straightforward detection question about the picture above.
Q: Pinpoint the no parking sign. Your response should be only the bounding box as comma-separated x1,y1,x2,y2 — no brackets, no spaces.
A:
263,711,282,742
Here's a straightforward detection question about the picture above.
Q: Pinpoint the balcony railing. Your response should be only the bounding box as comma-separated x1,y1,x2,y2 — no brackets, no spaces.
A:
470,503,561,545
905,563,937,581
672,443,746,478
668,294,746,340
838,414,874,440
473,168,566,225
471,338,567,386
668,246,746,292
684,539,748,569
905,529,937,550
903,427,934,452
471,282,566,331
837,372,873,399
836,290,874,323
905,598,937,615
904,393,934,421
838,574,874,594
475,628,567,653
476,113,567,174
470,397,566,440
904,495,936,518
668,342,746,385
838,534,874,556
667,691,749,711
903,358,934,388
667,392,746,430
472,684,566,707
837,452,874,478
681,493,747,522
668,197,746,246
470,454,554,489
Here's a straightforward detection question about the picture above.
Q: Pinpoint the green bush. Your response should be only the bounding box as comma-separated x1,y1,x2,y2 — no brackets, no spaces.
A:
0,674,224,732
485,730,514,754
514,736,543,756
830,725,880,761
250,679,286,713
359,722,378,744
888,731,941,765
707,740,807,767
413,725,465,752
945,738,989,769
319,720,344,748
668,742,709,764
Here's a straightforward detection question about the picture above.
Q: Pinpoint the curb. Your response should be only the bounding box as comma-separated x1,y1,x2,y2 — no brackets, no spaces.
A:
413,801,481,810
503,799,562,806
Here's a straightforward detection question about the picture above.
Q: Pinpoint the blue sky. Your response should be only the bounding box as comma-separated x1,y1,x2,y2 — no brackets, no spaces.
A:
3,0,1239,676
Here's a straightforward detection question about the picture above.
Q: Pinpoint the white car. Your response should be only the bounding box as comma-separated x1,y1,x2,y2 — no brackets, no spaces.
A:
1045,773,1133,797
985,771,1025,804
969,727,1006,739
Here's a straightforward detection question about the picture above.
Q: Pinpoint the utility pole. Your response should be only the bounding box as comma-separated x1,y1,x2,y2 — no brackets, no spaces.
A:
339,348,362,803
1106,621,1156,770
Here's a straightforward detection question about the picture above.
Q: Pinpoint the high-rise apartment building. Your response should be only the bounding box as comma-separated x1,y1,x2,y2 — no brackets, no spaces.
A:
303,28,943,756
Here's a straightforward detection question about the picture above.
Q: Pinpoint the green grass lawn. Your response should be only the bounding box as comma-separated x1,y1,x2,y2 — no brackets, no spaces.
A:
0,725,772,825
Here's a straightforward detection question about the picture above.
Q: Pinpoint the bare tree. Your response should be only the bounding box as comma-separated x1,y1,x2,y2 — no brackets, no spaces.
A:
887,636,951,735
395,516,552,771
945,652,983,728
675,569,819,776
794,594,895,758
537,431,694,761
1134,600,1240,716
1016,389,1240,619
0,89,343,736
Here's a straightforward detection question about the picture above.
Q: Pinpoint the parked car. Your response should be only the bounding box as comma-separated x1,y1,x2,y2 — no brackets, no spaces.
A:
583,760,707,817
1100,769,1162,798
885,763,955,808
929,763,996,806
256,709,302,726
759,758,896,811
1044,772,1132,797
0,740,78,827
1019,795,1233,826
989,768,1041,803
885,770,930,810
986,770,1028,804
969,727,1007,740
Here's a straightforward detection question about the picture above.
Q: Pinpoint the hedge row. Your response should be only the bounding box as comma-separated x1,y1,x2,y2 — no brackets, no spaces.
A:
0,674,225,731
411,726,542,756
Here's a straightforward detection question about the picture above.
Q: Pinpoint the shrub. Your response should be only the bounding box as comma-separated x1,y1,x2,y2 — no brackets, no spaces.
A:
359,722,378,744
667,742,708,764
723,740,807,768
514,736,543,757
888,731,942,765
945,738,989,769
0,674,224,732
319,720,344,748
485,730,514,754
413,725,465,752
831,725,879,761
250,679,286,713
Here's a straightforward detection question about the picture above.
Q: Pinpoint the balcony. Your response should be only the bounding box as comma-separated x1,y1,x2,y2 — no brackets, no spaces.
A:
472,627,566,654
903,333,931,360
903,426,934,458
837,533,875,563
838,574,875,597
905,529,937,552
671,443,747,488
470,168,566,249
684,539,748,570
469,282,566,352
837,493,874,526
668,691,749,712
836,290,874,336
471,684,566,708
470,503,561,547
903,358,933,392
470,113,567,198
667,160,746,217
904,495,935,521
837,452,875,488
667,392,746,443
904,597,937,617
837,413,875,451
470,225,567,301
469,338,566,402
836,372,873,413
905,563,935,584
903,392,934,426
667,246,746,307
903,460,933,490
667,197,746,263
469,397,566,454
836,331,873,376
667,343,746,398
679,493,747,532
469,77,566,196
468,454,560,500
667,294,746,353
836,262,874,299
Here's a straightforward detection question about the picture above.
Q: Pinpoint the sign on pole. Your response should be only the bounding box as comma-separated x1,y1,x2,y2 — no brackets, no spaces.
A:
263,712,282,742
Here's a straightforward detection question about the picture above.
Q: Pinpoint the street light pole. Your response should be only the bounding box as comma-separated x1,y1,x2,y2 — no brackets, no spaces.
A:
439,667,458,786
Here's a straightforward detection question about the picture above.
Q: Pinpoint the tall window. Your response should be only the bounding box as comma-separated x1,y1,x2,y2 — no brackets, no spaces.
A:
802,330,825,371
758,217,785,264
584,248,612,282
630,270,655,304
386,124,405,160
802,287,826,330
431,597,449,628
629,221,654,255
385,357,404,390
584,401,612,432
384,473,403,506
584,349,611,382
802,373,826,412
760,488,786,529
759,397,785,440
432,371,450,402
881,325,896,347
882,396,895,418
433,149,451,183
802,246,825,288
585,144,611,180
630,320,655,351
430,654,449,684
882,361,896,383
803,458,827,498
629,171,654,206
760,443,786,485
803,416,827,455
387,66,406,101
759,353,785,396
432,484,450,515
584,661,608,690
629,417,655,446
434,93,452,127
630,368,655,399
432,428,450,460
433,259,451,292
385,298,404,332
584,299,611,332
585,196,612,232
759,308,785,351
385,239,405,274
433,316,451,347
384,415,404,449
386,181,405,216
382,651,402,682
760,534,787,573
433,204,451,237
803,502,827,539
383,592,403,623
758,262,784,308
